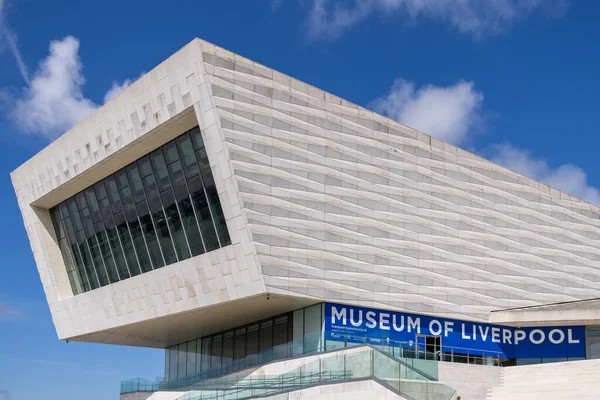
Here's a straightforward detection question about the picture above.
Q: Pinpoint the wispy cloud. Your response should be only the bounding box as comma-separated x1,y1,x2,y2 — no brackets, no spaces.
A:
490,144,600,205
372,78,484,146
0,300,22,319
0,0,29,83
1,35,140,140
373,77,599,205
4,36,98,139
0,390,11,400
305,0,568,41
103,72,144,103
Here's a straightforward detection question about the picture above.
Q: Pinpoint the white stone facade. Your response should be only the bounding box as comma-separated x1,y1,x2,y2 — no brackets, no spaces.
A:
11,38,600,347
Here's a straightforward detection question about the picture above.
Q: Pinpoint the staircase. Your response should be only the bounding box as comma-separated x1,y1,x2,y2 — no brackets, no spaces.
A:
486,359,600,400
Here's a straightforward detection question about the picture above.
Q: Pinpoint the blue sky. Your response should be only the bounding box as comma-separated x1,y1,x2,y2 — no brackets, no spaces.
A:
0,0,599,398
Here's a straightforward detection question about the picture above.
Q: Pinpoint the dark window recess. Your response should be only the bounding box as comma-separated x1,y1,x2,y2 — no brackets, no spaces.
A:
49,126,231,295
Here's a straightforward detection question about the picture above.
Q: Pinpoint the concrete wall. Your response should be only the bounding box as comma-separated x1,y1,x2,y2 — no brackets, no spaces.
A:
487,359,600,400
263,380,405,399
201,39,600,323
438,362,500,400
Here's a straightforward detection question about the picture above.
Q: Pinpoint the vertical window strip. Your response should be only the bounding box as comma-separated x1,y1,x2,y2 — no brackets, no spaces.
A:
94,181,131,281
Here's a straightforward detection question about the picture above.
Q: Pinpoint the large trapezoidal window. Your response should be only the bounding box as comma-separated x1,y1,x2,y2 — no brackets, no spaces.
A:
50,126,231,294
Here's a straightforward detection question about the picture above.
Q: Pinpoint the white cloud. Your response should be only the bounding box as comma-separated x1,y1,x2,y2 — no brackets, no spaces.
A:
306,0,567,40
491,144,600,205
372,78,599,204
2,35,140,140
0,0,29,83
103,78,133,103
6,36,98,138
371,78,483,145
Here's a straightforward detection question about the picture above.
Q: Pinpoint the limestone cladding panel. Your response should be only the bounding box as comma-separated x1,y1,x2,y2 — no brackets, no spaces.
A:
11,39,264,339
197,40,600,323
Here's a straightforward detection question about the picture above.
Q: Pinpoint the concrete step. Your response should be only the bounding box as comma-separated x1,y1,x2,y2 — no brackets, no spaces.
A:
486,360,600,400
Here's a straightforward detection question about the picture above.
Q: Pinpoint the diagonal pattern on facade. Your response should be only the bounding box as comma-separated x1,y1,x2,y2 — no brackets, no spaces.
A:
201,45,600,322
10,39,600,347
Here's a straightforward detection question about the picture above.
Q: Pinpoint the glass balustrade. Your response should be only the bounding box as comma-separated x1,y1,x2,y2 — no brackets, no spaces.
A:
122,345,456,400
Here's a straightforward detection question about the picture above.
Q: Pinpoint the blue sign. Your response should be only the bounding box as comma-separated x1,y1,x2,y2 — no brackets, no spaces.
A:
324,303,585,359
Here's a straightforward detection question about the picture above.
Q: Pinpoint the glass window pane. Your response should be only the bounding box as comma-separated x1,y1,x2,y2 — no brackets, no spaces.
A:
200,337,211,374
165,348,170,381
260,320,273,360
177,343,187,380
222,331,234,370
273,316,289,359
137,200,164,269
234,327,246,362
246,324,259,363
168,160,185,185
188,176,219,252
94,181,108,200
195,339,202,376
190,126,204,150
149,198,177,265
58,236,82,294
128,215,152,274
104,176,123,212
126,164,146,203
50,207,65,239
163,141,180,165
176,134,200,178
186,340,196,377
171,178,204,257
71,244,91,292
59,202,70,220
196,147,231,246
114,211,140,276
95,221,119,284
62,216,90,291
211,334,222,373
161,189,190,260
150,149,171,191
67,199,83,231
52,208,84,294
85,188,102,223
168,346,178,382
304,304,322,353
76,230,100,289
138,155,153,178
75,192,87,212
293,309,304,356
103,211,130,280
122,187,152,274
115,169,130,191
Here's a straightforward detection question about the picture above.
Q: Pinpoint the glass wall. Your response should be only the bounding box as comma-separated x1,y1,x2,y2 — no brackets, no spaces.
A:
50,126,231,294
164,304,324,382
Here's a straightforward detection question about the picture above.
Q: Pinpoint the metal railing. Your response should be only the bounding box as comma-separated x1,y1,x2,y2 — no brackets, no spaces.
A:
327,333,506,366
122,333,503,397
122,346,457,400
121,341,338,394
175,346,456,400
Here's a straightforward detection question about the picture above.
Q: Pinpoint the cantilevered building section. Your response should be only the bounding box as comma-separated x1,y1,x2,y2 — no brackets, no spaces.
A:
11,39,600,399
